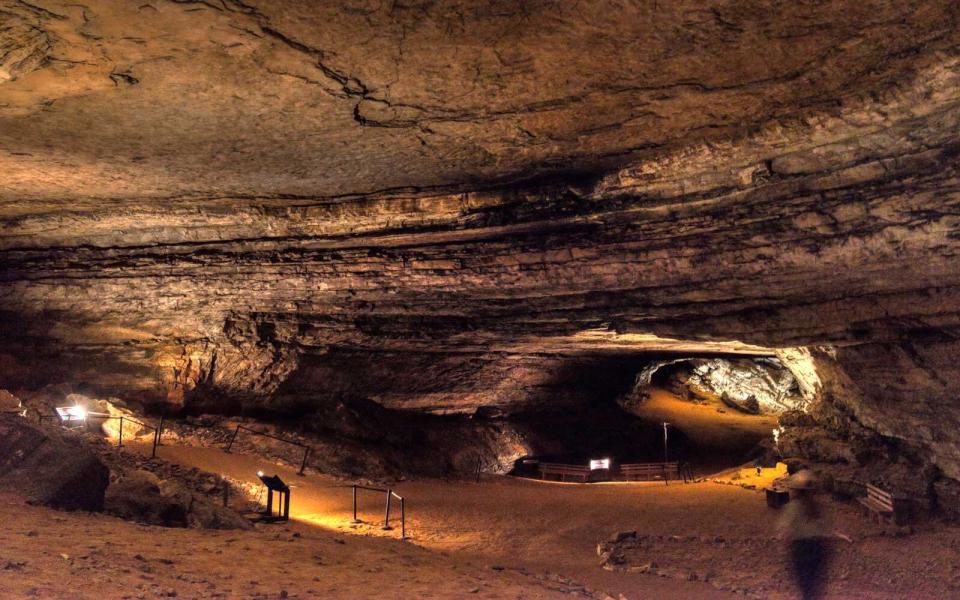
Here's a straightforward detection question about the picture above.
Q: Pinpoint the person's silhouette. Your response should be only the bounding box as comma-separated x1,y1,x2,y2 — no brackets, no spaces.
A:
779,470,830,600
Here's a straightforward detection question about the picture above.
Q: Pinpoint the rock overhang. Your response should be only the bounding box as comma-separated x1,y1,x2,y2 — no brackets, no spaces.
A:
2,0,960,489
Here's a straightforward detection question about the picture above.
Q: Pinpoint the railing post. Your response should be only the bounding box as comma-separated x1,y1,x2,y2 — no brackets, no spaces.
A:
298,446,310,476
400,497,406,540
226,424,240,453
118,416,124,448
351,485,360,523
156,414,165,447
151,424,158,459
476,456,481,483
382,489,393,530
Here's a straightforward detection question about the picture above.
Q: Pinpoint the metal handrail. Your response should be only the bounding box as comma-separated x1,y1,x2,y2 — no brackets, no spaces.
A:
388,490,406,539
350,484,406,539
225,424,312,475
36,411,162,458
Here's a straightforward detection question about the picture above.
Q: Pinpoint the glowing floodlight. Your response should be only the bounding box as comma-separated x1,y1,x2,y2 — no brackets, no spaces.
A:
55,404,88,423
257,470,264,477
589,458,611,470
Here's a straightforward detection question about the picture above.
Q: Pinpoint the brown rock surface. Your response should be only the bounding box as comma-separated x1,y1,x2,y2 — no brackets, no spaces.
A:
1,0,956,200
0,414,109,511
1,1,960,489
104,469,250,529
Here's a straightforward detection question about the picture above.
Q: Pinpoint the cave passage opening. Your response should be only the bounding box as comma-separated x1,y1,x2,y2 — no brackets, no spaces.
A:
10,337,818,483
506,349,810,480
146,339,819,481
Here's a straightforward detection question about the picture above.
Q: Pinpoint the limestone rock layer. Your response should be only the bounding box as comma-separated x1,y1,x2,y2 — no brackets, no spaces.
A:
1,2,960,486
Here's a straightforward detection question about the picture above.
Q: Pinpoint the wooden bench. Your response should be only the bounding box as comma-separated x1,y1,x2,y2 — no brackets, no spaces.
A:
620,462,683,485
538,463,591,483
857,483,906,525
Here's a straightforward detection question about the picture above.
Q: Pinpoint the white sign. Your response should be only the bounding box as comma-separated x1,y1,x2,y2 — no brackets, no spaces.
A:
589,458,610,470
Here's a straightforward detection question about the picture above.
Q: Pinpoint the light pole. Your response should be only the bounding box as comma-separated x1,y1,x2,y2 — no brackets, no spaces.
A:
662,422,671,463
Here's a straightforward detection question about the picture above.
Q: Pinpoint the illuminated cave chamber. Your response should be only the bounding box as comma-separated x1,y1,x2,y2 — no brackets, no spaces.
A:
635,356,807,416
172,332,819,479
2,0,960,516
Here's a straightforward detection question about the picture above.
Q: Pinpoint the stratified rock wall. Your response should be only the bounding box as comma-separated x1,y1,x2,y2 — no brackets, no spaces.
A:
777,345,960,513
831,343,960,483
629,357,805,414
0,414,109,511
1,2,959,486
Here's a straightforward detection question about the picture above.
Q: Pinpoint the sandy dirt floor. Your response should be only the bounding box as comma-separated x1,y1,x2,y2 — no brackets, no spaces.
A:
4,413,959,598
0,489,594,599
85,443,956,598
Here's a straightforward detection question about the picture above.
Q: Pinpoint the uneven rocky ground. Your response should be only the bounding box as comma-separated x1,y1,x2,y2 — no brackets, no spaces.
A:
0,411,254,530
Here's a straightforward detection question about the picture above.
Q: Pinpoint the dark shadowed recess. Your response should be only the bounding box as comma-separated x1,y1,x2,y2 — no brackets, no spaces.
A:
177,348,775,477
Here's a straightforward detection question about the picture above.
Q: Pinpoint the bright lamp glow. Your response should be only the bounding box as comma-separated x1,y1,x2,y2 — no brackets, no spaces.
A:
55,404,88,423
257,471,264,477
589,458,610,470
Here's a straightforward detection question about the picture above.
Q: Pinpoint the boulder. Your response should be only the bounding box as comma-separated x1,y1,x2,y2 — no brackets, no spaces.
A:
104,470,189,526
105,469,250,530
720,391,761,415
0,414,109,511
0,389,21,412
777,426,857,465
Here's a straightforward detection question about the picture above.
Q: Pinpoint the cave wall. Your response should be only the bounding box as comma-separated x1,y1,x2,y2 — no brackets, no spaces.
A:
633,356,805,414
4,83,959,407
773,344,960,515
1,1,960,486
163,345,651,418
267,350,649,416
796,343,960,482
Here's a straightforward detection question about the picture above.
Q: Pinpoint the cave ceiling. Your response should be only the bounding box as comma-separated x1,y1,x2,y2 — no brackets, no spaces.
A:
1,0,957,202
1,0,959,412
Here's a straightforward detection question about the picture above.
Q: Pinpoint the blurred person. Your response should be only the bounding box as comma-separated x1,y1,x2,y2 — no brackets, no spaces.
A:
779,470,830,600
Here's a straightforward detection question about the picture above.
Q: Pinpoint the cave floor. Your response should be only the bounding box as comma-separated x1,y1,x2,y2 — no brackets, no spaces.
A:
52,442,947,599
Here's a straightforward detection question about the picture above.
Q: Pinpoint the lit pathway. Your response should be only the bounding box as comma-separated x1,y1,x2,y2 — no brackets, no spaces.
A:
127,442,764,598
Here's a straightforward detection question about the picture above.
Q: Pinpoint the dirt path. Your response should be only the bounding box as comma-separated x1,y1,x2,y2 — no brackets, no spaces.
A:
133,443,741,599
136,442,960,599
10,438,956,598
